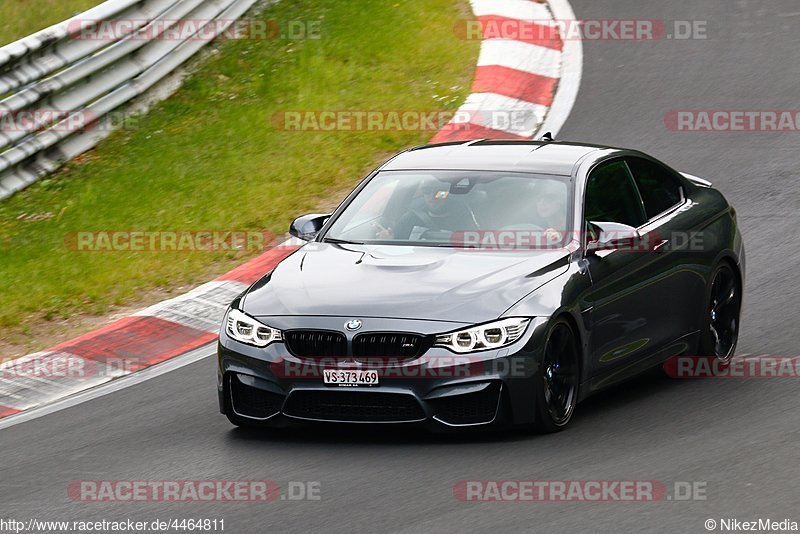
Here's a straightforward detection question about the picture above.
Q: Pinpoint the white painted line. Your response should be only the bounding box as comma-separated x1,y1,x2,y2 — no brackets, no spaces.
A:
0,342,216,430
470,0,551,21
537,0,583,138
477,39,562,79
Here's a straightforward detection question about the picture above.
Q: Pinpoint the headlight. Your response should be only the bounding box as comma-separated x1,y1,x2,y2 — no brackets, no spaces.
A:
434,318,530,353
225,309,283,347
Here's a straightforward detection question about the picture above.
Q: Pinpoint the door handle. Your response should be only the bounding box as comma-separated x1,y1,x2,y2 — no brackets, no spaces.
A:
653,239,669,253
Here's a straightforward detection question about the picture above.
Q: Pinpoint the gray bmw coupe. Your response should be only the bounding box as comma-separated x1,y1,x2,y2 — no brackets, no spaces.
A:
217,139,744,432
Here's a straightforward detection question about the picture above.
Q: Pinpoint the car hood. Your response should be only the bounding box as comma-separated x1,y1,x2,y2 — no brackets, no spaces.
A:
242,242,570,324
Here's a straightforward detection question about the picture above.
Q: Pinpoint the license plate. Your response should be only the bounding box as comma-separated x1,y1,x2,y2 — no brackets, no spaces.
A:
323,369,379,387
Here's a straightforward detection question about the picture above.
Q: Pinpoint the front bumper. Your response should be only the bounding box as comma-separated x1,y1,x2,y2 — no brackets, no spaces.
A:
217,316,549,430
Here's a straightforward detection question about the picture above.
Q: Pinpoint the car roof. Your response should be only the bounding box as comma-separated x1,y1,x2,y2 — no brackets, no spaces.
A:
381,139,617,176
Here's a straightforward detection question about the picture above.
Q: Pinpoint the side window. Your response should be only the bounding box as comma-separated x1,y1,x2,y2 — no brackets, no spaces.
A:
627,157,684,219
585,160,646,228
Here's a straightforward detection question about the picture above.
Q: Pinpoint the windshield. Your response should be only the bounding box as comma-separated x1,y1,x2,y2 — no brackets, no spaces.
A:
323,170,572,248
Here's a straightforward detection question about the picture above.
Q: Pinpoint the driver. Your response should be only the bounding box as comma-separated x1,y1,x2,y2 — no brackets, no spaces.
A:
485,180,566,248
375,179,478,240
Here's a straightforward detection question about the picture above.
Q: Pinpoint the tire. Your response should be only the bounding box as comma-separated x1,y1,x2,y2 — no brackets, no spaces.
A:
532,318,581,433
699,261,742,363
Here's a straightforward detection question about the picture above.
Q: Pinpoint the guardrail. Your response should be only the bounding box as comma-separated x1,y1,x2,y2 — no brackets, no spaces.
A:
0,0,259,200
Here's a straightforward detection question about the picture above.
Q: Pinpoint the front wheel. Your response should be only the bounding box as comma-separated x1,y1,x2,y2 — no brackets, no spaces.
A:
699,262,742,363
532,318,580,433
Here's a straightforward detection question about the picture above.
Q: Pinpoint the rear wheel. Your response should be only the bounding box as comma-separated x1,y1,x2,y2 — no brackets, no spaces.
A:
699,262,741,363
533,318,580,433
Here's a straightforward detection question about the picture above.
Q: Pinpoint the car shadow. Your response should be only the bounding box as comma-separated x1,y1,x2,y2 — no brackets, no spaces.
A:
226,419,529,446
573,366,679,419
224,367,696,446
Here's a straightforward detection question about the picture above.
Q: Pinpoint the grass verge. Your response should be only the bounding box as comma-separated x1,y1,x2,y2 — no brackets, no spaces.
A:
0,0,479,354
0,0,100,46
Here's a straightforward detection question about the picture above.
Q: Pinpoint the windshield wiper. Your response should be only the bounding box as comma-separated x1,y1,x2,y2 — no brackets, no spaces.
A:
322,237,365,245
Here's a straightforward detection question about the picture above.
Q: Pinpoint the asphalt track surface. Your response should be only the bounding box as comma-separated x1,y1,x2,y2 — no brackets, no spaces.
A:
2,1,800,532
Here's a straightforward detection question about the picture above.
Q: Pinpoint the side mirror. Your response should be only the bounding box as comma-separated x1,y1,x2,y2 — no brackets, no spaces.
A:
586,221,640,253
290,213,330,241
